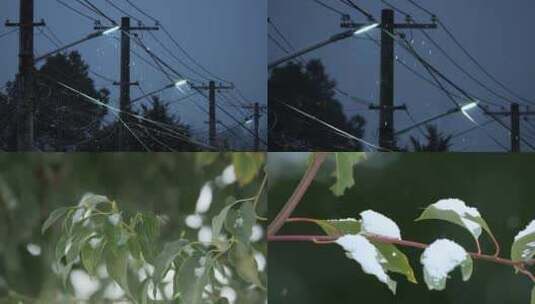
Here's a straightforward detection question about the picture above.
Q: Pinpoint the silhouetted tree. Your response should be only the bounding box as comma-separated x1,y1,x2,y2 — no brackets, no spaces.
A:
83,96,195,151
269,60,366,151
410,125,452,152
1,51,108,151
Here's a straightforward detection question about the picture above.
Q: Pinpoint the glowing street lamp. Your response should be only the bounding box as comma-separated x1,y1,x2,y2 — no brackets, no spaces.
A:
174,79,189,93
460,101,479,123
353,23,380,35
269,23,381,70
102,25,120,36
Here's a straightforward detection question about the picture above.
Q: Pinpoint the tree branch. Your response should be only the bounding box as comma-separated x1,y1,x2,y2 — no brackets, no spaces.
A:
267,152,330,237
268,233,535,282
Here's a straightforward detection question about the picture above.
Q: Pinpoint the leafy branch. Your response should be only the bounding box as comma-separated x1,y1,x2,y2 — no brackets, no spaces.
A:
268,152,535,303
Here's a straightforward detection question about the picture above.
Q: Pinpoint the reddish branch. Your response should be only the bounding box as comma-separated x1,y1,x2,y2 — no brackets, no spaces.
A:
267,152,330,237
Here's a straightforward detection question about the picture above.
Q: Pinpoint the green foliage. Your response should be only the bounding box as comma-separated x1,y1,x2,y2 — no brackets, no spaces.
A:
232,153,265,186
43,190,266,303
0,153,266,303
416,200,495,245
511,230,535,262
312,216,416,290
329,152,365,196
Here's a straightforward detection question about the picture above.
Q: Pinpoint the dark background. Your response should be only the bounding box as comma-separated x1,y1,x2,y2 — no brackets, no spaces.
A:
268,153,535,303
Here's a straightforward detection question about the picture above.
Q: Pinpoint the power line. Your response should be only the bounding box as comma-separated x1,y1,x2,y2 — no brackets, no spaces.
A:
312,0,346,16
55,0,98,22
404,0,535,105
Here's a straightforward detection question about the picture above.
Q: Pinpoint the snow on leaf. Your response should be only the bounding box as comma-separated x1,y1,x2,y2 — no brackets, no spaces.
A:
416,198,494,242
420,239,472,291
511,219,535,262
360,210,401,240
336,234,397,294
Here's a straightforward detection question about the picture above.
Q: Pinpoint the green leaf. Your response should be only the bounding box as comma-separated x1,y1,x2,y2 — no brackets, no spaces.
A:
78,193,110,208
196,152,220,167
153,239,188,284
230,242,263,287
372,242,417,284
330,152,365,196
232,153,265,186
311,218,361,236
511,229,535,262
415,199,495,244
105,245,130,295
460,256,473,282
531,285,535,304
42,207,69,234
134,213,160,263
224,201,256,244
81,238,106,276
422,252,472,291
138,278,150,304
176,256,212,304
212,197,239,242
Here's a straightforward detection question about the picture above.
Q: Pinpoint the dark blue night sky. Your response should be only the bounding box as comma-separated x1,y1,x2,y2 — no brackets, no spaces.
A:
0,0,266,147
269,0,535,151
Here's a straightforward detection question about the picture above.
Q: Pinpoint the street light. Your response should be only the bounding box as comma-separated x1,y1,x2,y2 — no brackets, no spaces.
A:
460,101,479,123
35,27,122,63
268,22,381,70
353,22,379,35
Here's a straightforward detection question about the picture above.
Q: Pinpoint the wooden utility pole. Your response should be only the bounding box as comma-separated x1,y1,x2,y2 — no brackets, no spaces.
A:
484,103,535,152
191,81,233,147
95,17,158,150
6,0,45,150
342,9,436,150
243,102,266,151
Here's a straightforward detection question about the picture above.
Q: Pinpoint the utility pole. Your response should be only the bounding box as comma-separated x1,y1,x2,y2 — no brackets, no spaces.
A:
95,17,158,150
342,9,436,150
243,102,266,151
191,81,233,147
6,0,45,150
484,103,535,152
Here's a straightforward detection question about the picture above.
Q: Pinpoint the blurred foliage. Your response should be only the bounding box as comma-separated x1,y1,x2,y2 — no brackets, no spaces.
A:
269,152,535,304
0,152,266,303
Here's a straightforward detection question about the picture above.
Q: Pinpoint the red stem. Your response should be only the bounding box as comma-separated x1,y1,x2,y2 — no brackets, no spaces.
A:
268,234,535,276
267,152,330,237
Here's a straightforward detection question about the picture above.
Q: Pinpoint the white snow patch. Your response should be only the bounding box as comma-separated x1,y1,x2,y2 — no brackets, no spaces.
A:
108,213,121,226
421,239,468,285
250,224,264,242
515,219,535,241
360,210,401,240
70,270,100,299
433,198,482,238
185,214,203,229
254,252,266,272
26,243,41,256
336,234,389,283
214,267,229,285
195,183,213,213
103,282,124,300
198,225,212,245
220,286,237,304
221,165,237,185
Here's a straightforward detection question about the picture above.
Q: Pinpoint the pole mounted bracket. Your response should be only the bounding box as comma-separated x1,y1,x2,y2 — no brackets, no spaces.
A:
113,81,139,86
368,104,407,111
5,18,45,27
